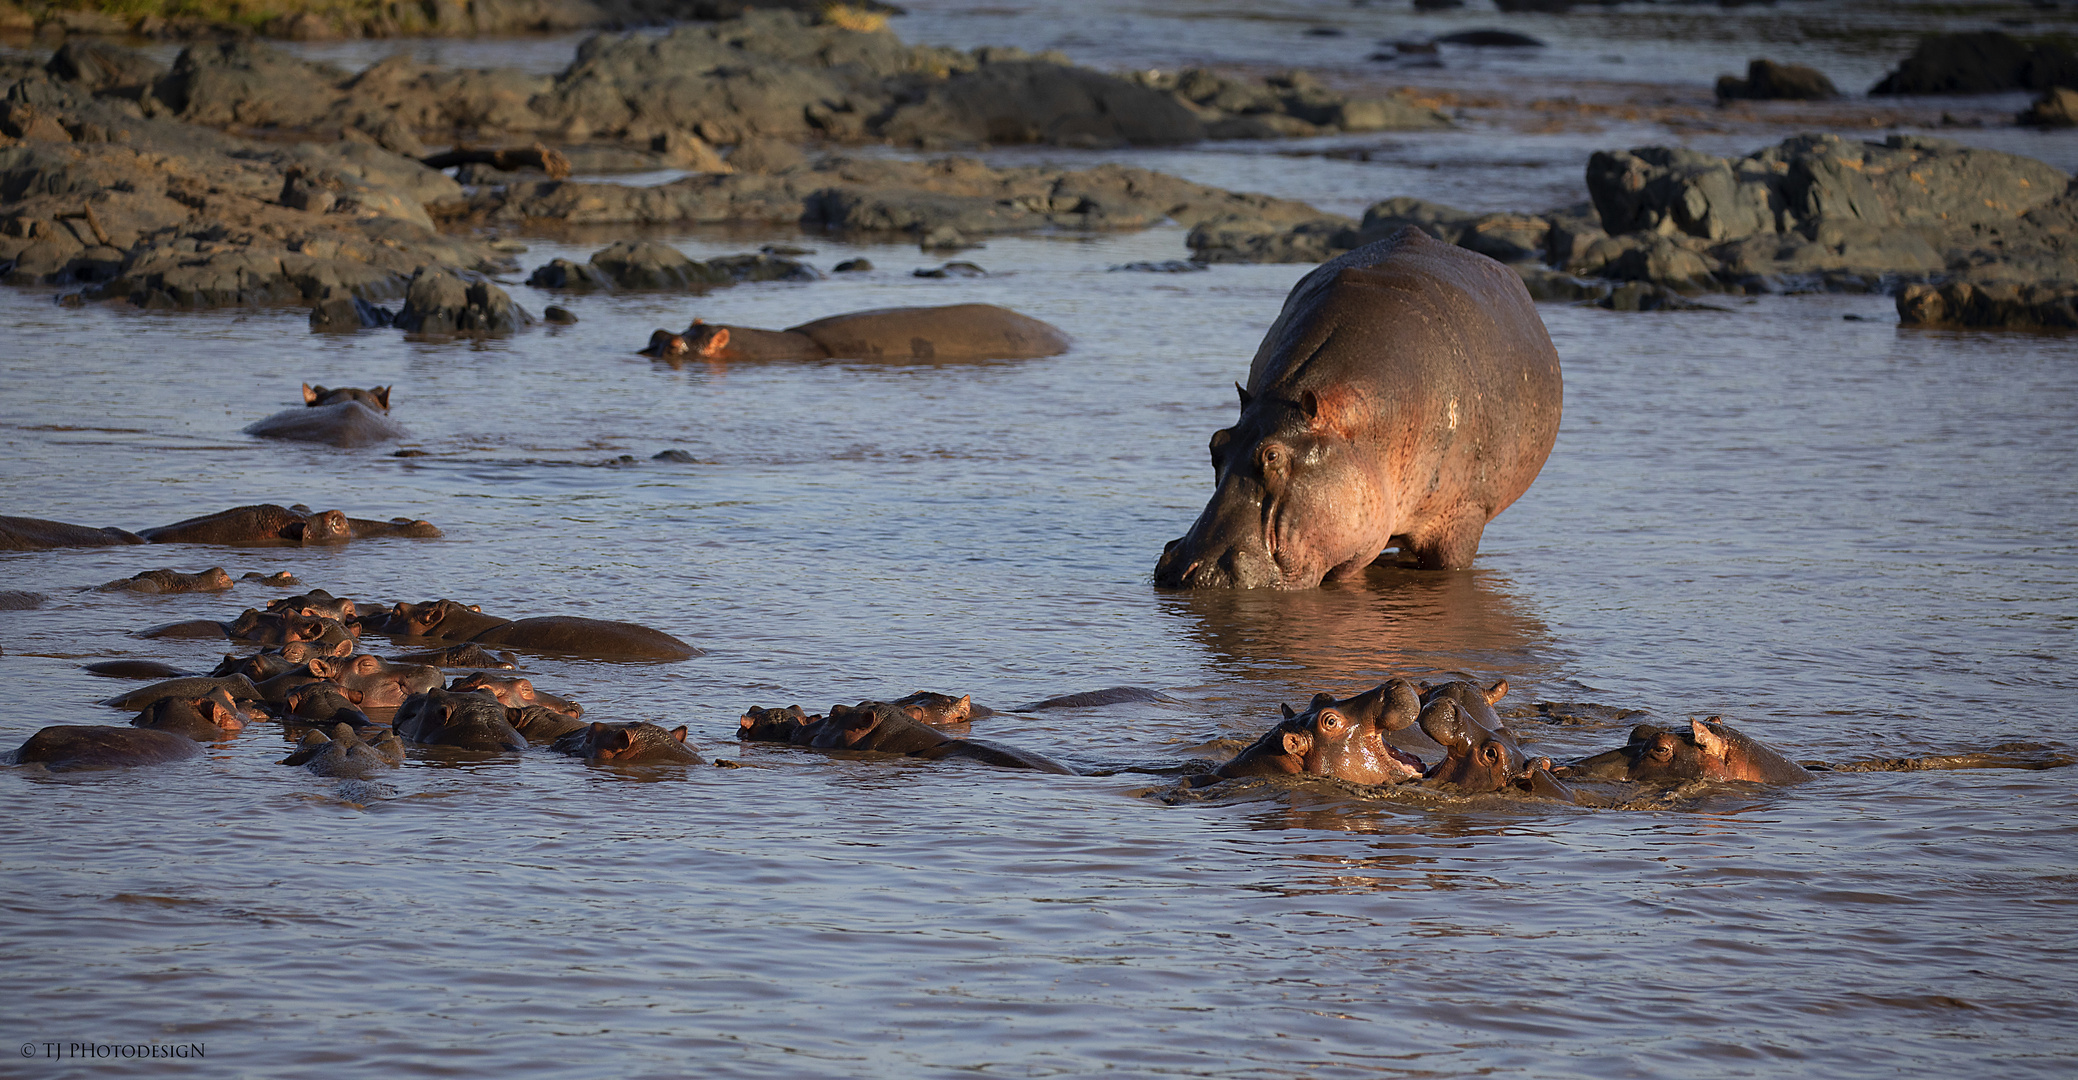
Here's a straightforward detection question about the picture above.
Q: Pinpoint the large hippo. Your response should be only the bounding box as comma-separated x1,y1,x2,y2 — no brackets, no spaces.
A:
643,304,1071,362
1559,719,1812,786
9,725,200,770
1155,228,1562,588
244,384,410,448
375,598,700,661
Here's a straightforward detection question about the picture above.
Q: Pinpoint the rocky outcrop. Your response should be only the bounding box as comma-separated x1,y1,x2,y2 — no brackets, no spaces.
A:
1897,280,2077,329
1134,67,1448,138
526,240,819,289
1715,59,1838,102
455,155,1329,242
1185,133,2078,323
392,267,530,334
1870,31,2078,95
879,61,1204,148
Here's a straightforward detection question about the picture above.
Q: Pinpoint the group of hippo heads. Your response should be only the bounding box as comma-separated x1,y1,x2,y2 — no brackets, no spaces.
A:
1210,675,1810,799
737,692,1074,773
641,303,1072,363
1156,229,1563,589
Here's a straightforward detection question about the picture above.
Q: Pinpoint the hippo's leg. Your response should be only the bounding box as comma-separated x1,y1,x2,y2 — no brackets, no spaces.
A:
1402,510,1487,571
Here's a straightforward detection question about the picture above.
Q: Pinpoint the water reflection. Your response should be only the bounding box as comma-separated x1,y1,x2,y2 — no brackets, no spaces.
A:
1160,562,1553,692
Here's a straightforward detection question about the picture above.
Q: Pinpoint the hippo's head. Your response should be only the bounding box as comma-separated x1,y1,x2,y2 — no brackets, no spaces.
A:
896,691,972,726
292,509,352,545
682,321,730,359
739,704,812,741
643,329,689,357
1219,679,1425,784
1155,385,1388,589
1419,697,1529,792
304,383,391,412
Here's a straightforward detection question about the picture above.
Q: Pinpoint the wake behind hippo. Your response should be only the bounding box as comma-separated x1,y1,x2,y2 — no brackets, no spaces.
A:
643,303,1071,362
1155,227,1562,588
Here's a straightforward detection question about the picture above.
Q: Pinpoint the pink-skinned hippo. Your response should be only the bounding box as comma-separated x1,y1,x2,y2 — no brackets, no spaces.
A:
1155,228,1562,588
642,304,1070,362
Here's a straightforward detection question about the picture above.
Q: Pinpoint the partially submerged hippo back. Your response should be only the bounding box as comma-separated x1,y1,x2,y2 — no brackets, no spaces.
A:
245,401,409,448
791,304,1071,361
10,725,200,770
96,567,234,593
1156,227,1562,588
551,721,703,765
469,616,701,662
0,515,145,550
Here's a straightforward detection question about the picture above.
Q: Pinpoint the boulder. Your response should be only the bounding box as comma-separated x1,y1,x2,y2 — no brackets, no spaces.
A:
1870,31,2078,95
392,267,530,334
1716,59,1838,101
879,61,1204,147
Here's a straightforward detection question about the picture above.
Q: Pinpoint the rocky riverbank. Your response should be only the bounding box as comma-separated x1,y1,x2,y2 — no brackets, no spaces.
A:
1189,132,2077,324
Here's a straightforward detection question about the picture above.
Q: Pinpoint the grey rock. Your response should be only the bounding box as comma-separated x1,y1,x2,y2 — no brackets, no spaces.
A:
393,267,530,334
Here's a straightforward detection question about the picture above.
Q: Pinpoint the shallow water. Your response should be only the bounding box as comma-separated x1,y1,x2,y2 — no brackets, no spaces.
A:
6,4,2078,1077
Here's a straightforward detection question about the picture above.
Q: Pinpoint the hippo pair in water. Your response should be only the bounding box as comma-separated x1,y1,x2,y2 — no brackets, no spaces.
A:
739,699,1075,773
642,303,1071,362
1,503,441,550
1157,228,1564,588
245,384,410,448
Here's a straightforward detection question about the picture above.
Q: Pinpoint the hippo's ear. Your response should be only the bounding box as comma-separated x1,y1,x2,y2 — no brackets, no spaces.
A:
372,386,391,412
302,383,320,406
1483,680,1509,706
1418,700,1472,750
1280,730,1312,757
1235,382,1253,409
698,327,731,358
954,695,970,711
1690,719,1729,759
670,725,688,743
1280,702,1296,720
308,657,335,678
609,728,634,750
1299,388,1320,421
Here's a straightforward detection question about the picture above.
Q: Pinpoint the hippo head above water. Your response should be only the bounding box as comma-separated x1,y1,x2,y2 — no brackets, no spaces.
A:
303,383,391,412
1217,679,1426,785
1561,719,1812,787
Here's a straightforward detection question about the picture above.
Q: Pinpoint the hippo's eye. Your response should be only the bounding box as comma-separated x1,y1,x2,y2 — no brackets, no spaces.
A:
1481,745,1499,763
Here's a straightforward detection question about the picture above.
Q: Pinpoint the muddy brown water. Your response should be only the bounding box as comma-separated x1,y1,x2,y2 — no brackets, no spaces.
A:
6,4,2078,1077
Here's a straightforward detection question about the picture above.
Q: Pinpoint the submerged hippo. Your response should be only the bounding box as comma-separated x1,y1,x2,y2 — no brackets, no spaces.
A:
551,721,703,765
643,304,1071,362
0,514,145,550
101,675,264,712
1560,718,1812,786
280,722,405,778
280,681,378,730
739,701,1075,773
130,686,256,741
245,384,409,448
1155,228,1562,588
139,504,441,546
1216,680,1426,784
95,568,235,594
307,654,444,709
9,725,200,770
375,598,699,661
392,688,528,751
449,672,582,718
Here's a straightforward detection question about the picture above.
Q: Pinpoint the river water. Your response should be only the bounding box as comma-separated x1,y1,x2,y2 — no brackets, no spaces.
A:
4,3,2078,1077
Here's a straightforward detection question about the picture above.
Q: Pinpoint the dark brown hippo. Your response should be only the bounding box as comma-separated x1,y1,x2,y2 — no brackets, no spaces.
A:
101,675,263,712
644,304,1071,362
96,568,235,594
245,384,409,448
741,701,1075,773
280,722,405,778
1559,719,1813,786
9,725,200,770
1015,687,1174,711
281,682,377,730
265,590,357,621
139,609,358,651
392,688,528,751
375,598,699,661
210,639,354,682
551,721,703,765
507,705,589,743
130,687,256,741
139,504,441,546
308,654,444,709
385,643,520,670
0,514,145,550
1155,228,1562,588
85,659,194,679
1216,680,1426,784
449,672,582,718
891,691,977,726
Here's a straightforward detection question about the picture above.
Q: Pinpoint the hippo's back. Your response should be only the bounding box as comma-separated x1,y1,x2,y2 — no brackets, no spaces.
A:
790,304,1071,361
1249,227,1562,528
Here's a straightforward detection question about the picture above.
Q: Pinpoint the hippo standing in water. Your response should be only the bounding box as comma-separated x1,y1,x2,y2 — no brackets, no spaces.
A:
244,384,410,448
643,304,1071,362
1155,228,1562,588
